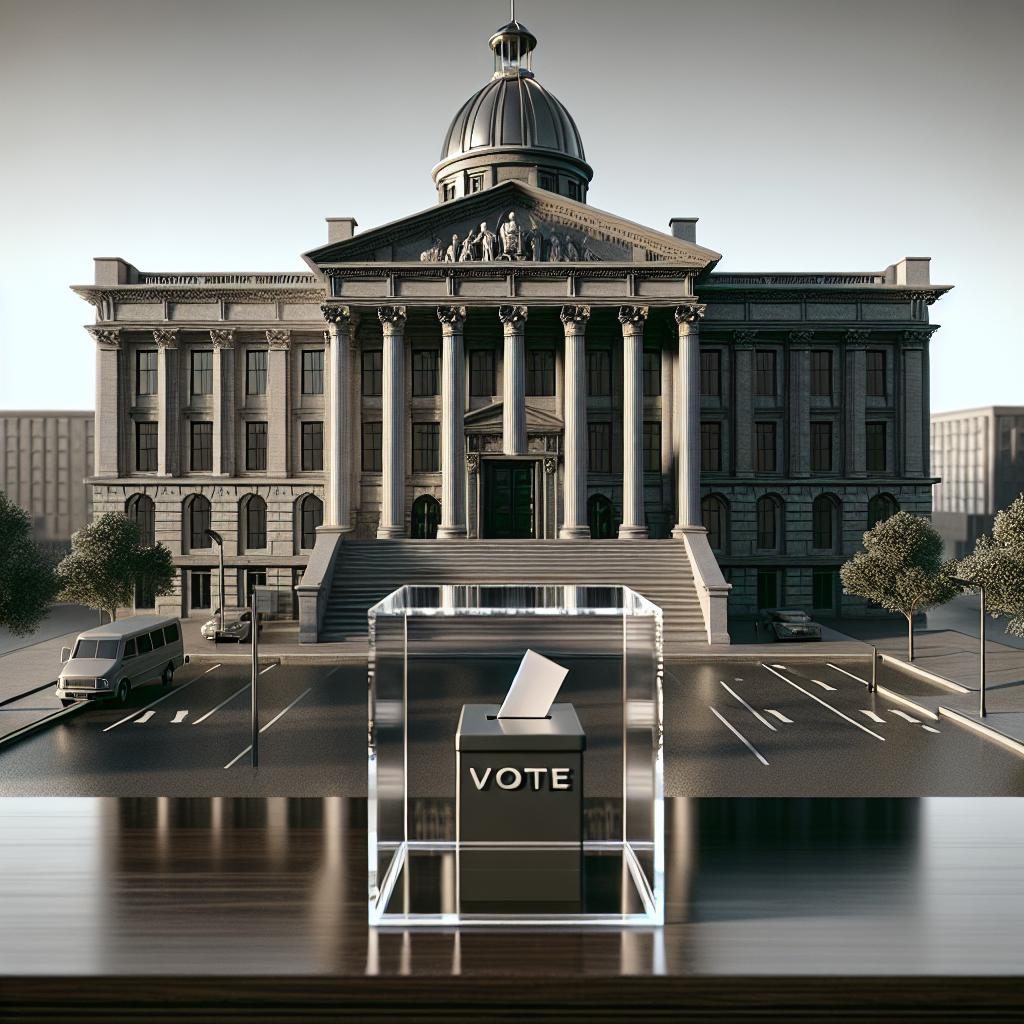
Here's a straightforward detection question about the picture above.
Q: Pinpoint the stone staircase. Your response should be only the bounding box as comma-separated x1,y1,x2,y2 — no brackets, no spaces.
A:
320,540,707,646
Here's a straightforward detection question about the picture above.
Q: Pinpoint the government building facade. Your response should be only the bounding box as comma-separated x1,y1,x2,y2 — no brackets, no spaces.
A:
73,17,949,644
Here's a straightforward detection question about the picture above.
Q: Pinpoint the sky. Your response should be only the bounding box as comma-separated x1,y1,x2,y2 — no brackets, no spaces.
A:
0,0,1021,413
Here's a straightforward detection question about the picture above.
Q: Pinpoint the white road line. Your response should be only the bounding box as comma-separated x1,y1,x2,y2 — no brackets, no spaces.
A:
770,664,788,670
827,663,869,686
193,684,250,725
765,709,793,724
223,687,312,769
760,664,886,742
922,725,941,734
811,678,838,693
710,706,769,766
719,681,777,731
258,663,277,676
889,708,921,724
103,676,205,732
134,711,155,725
859,709,886,724
203,664,222,675
171,710,188,724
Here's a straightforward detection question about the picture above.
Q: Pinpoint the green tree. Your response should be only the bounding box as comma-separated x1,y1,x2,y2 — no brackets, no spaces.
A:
0,493,58,636
56,513,175,623
840,510,956,660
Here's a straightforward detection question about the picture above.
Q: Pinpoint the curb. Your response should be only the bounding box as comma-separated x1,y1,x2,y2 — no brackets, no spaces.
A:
0,702,86,751
874,685,941,722
940,706,1024,757
879,653,971,694
0,679,57,709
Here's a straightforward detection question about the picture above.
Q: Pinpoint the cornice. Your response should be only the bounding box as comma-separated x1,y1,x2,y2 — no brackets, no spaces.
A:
72,285,327,307
320,263,697,282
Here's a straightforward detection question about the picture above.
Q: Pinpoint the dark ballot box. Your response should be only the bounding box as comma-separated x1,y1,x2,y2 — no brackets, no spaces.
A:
455,702,586,912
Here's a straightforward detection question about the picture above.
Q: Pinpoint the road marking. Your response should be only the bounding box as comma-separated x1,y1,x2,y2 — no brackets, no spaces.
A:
193,684,250,725
134,711,155,725
811,678,838,692
103,676,205,732
889,708,921,724
710,706,769,766
171,710,188,724
771,664,788,670
827,663,869,686
223,687,312,769
922,725,941,734
719,681,777,731
258,663,277,676
859,710,886,724
203,664,222,675
760,664,885,742
765,709,793,724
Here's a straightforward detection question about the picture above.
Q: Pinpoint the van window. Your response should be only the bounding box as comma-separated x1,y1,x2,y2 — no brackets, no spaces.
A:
124,638,137,659
150,629,166,650
164,623,179,644
137,633,153,655
73,639,120,660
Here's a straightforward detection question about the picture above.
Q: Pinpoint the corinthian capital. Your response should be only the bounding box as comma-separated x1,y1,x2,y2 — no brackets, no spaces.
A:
266,329,291,350
377,306,407,334
617,305,649,331
845,328,870,347
788,330,815,347
153,328,178,349
87,326,121,349
733,329,758,348
320,303,351,326
902,327,937,347
210,328,235,349
497,305,528,331
437,305,468,331
674,303,706,326
560,304,591,328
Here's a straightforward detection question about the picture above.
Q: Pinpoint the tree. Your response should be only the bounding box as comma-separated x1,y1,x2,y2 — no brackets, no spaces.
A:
955,493,1024,636
56,513,175,623
0,493,58,636
840,510,957,660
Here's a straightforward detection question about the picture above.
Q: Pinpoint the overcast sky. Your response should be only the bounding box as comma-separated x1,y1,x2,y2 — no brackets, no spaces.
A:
1,0,1021,413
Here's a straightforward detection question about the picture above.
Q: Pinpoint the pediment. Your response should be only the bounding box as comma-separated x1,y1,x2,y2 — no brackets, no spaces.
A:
305,181,720,269
464,400,564,434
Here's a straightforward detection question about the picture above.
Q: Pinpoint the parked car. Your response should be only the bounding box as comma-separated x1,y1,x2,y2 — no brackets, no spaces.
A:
200,608,261,643
758,608,823,642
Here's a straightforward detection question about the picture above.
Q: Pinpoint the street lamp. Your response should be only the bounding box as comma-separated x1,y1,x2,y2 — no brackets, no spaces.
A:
951,576,986,717
205,529,225,637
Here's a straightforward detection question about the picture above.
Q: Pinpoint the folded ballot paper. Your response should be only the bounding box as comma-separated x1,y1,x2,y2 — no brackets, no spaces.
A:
496,649,569,719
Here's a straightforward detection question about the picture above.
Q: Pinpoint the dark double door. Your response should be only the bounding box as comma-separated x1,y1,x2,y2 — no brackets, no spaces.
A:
483,460,535,539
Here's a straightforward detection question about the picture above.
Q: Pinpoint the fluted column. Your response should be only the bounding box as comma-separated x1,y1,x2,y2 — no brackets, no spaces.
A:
845,330,868,477
266,329,291,476
618,305,649,539
559,304,591,539
499,305,528,456
437,305,468,538
89,327,121,477
733,330,756,477
210,329,235,476
673,303,706,534
901,329,933,477
377,306,407,539
788,331,812,477
154,328,178,477
322,305,353,529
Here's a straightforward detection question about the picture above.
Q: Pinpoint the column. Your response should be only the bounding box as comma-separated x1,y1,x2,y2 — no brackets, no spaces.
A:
660,338,675,523
322,305,353,529
559,304,591,539
377,306,407,539
788,331,812,477
618,305,649,539
499,305,528,455
845,330,868,476
154,328,178,477
437,305,468,538
266,329,291,476
673,303,706,534
733,330,756,476
89,327,121,477
901,329,932,476
211,329,235,476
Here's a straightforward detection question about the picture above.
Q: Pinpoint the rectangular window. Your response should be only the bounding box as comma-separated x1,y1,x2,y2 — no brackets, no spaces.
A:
468,173,484,193
136,350,158,396
866,350,887,398
412,422,440,472
810,349,833,398
643,350,662,396
812,568,836,612
301,421,324,471
526,350,555,396
361,350,382,397
700,350,721,398
189,569,211,611
588,421,612,473
587,350,611,397
701,421,722,472
866,421,887,472
538,172,556,191
302,350,324,395
754,350,777,397
190,421,213,472
362,421,382,472
191,350,213,396
137,631,153,655
470,349,495,397
568,181,581,201
246,350,267,396
643,421,661,473
756,568,781,611
755,422,777,472
810,421,833,473
136,421,158,472
246,421,268,471
442,182,456,202
412,349,440,397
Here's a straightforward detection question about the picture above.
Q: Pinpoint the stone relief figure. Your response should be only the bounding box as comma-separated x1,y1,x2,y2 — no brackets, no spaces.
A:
473,221,497,261
420,237,444,262
458,234,475,261
546,232,561,262
498,211,523,258
444,233,460,263
564,234,579,262
581,236,599,261
527,228,542,261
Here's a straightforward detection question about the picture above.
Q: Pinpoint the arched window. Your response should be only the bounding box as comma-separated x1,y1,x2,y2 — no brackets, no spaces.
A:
126,493,155,547
240,495,267,551
587,494,615,539
868,493,899,529
701,494,729,553
410,495,441,539
183,494,212,553
756,494,784,551
299,494,323,549
812,494,841,551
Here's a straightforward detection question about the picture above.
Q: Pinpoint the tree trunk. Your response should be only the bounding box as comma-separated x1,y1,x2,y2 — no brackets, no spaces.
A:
109,607,117,623
906,612,914,661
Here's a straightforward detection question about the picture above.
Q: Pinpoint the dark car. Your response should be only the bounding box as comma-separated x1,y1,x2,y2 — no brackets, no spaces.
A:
758,608,823,642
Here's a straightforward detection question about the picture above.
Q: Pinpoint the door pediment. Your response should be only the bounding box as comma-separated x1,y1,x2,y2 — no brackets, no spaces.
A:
465,401,564,435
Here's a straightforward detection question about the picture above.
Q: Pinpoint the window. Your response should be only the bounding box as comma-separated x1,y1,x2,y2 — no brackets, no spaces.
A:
810,350,833,398
299,494,323,549
700,350,721,398
136,421,158,472
186,495,212,550
412,349,440,397
568,181,581,201
812,494,838,550
124,639,137,659
242,568,267,605
756,495,782,550
246,422,268,471
136,350,157,396
362,421,382,471
810,421,833,473
755,422,777,472
164,623,179,644
301,421,324,471
361,350,382,396
412,422,440,472
702,495,728,552
150,629,165,651
757,568,781,611
866,421,887,472
538,172,556,191
246,350,268,395
190,569,211,610
588,422,612,473
526,350,555,396
866,350,887,398
587,350,611,397
812,568,837,612
137,631,154,655
243,495,267,550
442,181,456,202
643,421,661,473
302,350,324,395
72,638,120,660
868,493,899,528
754,350,776,397
643,350,661,396
190,421,213,472
701,421,722,472
411,495,441,539
126,494,155,547
468,173,484,193
191,350,213,396
470,350,495,397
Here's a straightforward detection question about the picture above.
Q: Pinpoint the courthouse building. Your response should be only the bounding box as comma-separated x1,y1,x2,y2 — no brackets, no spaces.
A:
73,17,950,642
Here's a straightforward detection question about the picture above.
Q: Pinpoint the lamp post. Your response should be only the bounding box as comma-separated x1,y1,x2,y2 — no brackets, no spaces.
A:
205,529,225,637
951,576,987,718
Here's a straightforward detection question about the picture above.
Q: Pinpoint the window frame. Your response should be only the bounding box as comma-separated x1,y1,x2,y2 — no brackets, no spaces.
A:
643,349,662,397
753,349,777,398
700,349,722,398
643,421,661,473
136,350,158,397
245,421,268,472
866,349,887,398
525,350,556,397
412,421,441,473
191,349,214,397
810,349,833,398
810,420,833,473
361,349,383,397
362,421,383,472
588,421,612,474
586,349,612,397
301,349,325,396
469,349,496,397
411,349,440,398
866,421,887,472
135,421,158,472
754,421,777,473
190,420,213,473
301,421,324,472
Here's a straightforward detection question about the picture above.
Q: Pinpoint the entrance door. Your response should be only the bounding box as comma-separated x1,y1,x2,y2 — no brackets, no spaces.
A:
483,461,535,538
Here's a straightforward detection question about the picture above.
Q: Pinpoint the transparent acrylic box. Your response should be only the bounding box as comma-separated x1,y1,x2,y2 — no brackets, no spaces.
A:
367,584,664,927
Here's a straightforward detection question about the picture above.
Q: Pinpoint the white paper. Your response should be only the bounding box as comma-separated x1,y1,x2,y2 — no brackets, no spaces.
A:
496,649,569,719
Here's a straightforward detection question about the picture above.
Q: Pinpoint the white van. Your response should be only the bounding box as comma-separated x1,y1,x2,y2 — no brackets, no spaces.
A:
57,615,186,707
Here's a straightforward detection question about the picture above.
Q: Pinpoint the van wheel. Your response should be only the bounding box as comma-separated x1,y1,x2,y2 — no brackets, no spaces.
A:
116,680,130,705
162,664,174,686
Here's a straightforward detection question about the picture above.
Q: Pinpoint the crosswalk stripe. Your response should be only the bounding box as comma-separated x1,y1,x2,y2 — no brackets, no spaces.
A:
765,709,793,724
889,708,921,724
859,710,886,724
134,711,155,724
171,710,188,724
922,725,941,734
811,678,838,692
